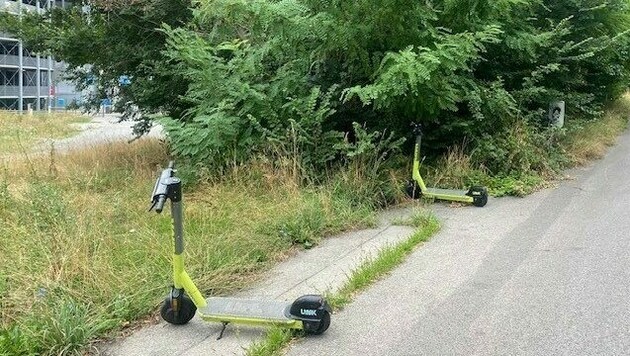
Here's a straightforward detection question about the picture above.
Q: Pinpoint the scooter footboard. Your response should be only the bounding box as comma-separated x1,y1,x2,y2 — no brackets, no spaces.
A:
200,297,292,322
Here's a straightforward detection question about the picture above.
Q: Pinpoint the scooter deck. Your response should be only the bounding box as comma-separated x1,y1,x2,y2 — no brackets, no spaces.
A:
425,187,468,196
424,187,473,202
198,297,292,323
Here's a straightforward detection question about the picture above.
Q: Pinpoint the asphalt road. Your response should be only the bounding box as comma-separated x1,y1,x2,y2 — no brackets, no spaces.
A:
288,131,630,356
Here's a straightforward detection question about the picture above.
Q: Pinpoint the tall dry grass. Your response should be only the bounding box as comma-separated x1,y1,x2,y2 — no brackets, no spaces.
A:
0,112,88,154
0,137,378,355
562,92,630,165
426,144,477,189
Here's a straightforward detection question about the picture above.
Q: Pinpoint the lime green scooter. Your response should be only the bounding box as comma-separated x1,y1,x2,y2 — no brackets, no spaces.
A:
150,162,331,338
405,123,488,207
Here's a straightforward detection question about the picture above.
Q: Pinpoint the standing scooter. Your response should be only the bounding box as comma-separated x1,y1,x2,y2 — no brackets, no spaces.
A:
405,123,488,207
150,162,331,338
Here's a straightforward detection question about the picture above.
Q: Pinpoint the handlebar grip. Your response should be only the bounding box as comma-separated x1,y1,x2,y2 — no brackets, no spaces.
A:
154,195,167,213
410,122,423,135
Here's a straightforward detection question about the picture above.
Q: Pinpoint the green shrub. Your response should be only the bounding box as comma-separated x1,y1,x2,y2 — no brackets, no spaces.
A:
4,1,630,174
159,0,630,174
471,121,567,176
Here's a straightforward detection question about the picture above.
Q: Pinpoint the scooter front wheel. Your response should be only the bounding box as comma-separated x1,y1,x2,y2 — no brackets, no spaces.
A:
160,293,197,325
405,181,421,199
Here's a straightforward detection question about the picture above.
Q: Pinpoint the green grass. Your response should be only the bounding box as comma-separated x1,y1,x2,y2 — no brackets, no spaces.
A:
4,91,628,355
247,326,295,356
246,209,440,356
0,112,89,154
0,135,385,355
391,207,435,227
327,210,440,309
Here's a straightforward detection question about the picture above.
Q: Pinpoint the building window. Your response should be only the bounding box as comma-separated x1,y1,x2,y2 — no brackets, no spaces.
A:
0,41,20,56
1,68,20,86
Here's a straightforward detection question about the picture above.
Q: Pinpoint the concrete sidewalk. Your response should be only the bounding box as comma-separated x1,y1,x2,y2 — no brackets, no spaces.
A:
99,207,423,355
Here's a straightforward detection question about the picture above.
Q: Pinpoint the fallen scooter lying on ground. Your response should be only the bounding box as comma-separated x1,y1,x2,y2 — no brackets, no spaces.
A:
150,162,331,338
405,123,488,207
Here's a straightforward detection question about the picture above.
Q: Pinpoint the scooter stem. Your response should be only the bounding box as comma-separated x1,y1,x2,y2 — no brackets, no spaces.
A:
412,134,428,192
150,169,208,309
168,182,207,309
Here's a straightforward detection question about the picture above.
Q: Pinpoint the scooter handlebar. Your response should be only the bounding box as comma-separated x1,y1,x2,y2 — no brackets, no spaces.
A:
410,122,423,136
153,195,167,213
150,161,176,213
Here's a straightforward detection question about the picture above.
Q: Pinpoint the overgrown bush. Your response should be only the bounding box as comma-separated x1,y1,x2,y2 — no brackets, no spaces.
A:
162,0,630,175
3,1,629,177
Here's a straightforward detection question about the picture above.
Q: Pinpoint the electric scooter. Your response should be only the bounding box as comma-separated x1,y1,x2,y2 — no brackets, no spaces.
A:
150,162,331,338
405,123,488,207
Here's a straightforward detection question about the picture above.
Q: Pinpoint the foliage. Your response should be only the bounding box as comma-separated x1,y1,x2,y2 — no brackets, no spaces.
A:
246,327,295,356
163,0,630,171
2,0,630,174
0,1,193,134
471,120,567,175
0,297,117,356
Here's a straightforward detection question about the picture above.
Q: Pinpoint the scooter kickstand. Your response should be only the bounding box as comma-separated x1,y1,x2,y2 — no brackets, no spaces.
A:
217,322,229,340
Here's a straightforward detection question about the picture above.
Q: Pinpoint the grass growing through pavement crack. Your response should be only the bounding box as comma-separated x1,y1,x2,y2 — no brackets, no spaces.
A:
246,209,440,356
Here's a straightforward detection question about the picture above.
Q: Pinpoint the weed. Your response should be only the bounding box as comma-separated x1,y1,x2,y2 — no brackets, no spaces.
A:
485,174,547,197
36,298,117,355
427,144,476,189
26,181,71,232
0,326,35,356
328,210,440,310
391,208,435,227
0,178,11,211
0,297,118,356
561,93,630,166
419,93,630,198
272,197,327,248
1,133,390,354
246,327,296,356
245,209,440,356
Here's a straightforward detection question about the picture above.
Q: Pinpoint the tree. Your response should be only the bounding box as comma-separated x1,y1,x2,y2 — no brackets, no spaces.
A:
0,0,193,133
3,0,630,174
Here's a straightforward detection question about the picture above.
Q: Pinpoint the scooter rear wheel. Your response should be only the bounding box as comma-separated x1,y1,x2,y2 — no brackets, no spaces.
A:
305,311,331,335
160,293,197,325
469,186,488,207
